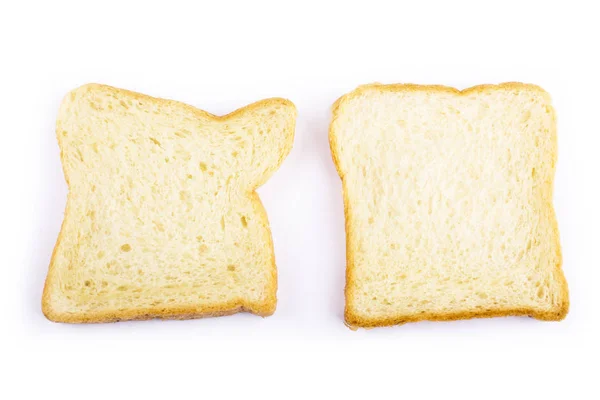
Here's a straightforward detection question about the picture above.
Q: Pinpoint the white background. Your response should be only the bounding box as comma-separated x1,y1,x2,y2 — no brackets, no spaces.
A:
2,0,599,398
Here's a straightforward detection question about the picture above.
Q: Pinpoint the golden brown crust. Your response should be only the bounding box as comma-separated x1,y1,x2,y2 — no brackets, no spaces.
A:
42,83,294,323
345,305,569,329
43,300,274,324
329,82,569,329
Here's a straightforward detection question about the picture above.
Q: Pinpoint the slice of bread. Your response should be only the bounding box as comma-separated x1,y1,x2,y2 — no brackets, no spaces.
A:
43,84,296,323
330,83,568,328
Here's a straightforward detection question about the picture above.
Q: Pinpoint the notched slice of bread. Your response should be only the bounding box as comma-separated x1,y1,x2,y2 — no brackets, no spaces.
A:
43,84,296,323
330,82,568,328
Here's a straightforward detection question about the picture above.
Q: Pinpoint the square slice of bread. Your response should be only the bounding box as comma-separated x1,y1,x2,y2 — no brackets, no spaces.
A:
330,83,568,328
43,84,296,323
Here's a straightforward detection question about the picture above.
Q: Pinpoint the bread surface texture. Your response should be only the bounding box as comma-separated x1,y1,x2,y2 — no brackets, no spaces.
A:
329,83,568,328
43,84,296,323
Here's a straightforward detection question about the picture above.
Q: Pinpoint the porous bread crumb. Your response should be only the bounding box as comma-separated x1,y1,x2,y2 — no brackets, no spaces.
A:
42,84,296,323
330,83,569,328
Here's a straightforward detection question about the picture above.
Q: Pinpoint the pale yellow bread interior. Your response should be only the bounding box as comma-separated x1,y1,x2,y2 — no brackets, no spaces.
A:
330,83,568,328
43,84,296,323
